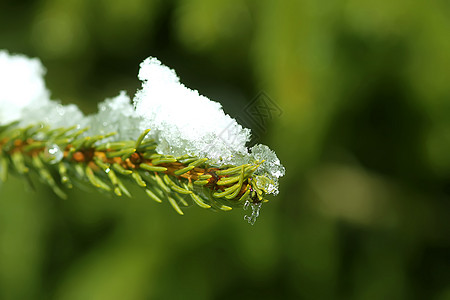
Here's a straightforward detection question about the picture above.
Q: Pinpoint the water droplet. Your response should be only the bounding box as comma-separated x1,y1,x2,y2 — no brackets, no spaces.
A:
243,202,262,225
105,168,111,173
44,144,63,164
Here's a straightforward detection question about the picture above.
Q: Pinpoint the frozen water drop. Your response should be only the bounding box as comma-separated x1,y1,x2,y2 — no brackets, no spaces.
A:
44,144,63,164
243,202,262,225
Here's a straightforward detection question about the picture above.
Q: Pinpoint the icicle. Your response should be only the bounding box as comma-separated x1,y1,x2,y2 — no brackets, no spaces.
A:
243,201,263,225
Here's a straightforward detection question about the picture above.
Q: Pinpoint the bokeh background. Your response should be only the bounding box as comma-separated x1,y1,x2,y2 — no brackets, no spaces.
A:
1,0,450,299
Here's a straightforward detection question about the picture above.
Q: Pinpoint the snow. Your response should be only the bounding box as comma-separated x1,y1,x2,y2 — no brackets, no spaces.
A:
249,144,285,195
84,91,141,141
133,57,251,165
0,50,85,128
0,50,50,125
21,101,85,128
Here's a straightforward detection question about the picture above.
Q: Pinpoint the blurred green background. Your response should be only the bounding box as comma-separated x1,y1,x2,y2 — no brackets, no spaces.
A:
1,0,450,299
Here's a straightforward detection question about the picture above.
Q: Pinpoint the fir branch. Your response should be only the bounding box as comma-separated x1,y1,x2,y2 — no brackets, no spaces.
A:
0,122,272,216
0,50,285,224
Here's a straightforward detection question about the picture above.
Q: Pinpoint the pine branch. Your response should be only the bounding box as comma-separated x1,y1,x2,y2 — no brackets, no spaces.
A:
0,122,272,218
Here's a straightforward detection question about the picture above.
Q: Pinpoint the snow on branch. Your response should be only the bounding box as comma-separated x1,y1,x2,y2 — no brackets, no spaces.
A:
0,50,284,223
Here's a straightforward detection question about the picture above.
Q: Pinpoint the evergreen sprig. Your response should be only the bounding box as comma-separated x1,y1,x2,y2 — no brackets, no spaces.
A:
0,122,273,216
